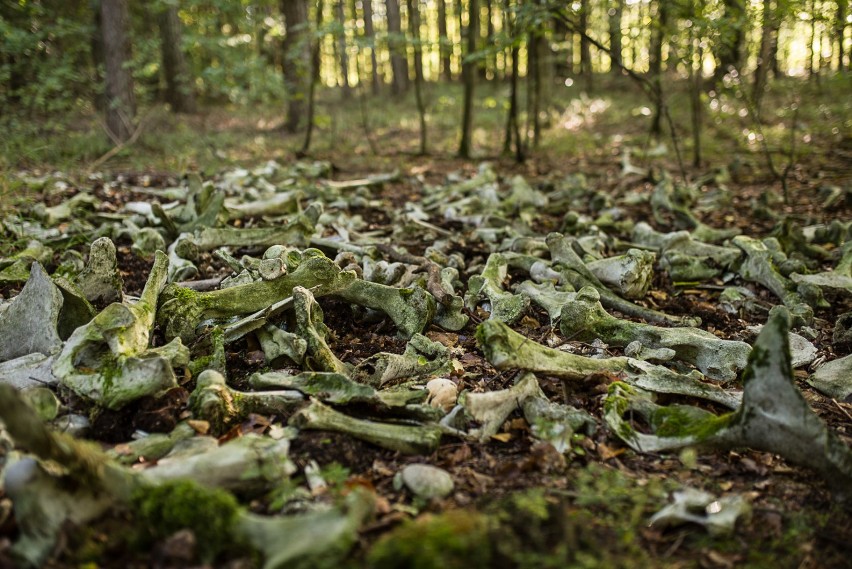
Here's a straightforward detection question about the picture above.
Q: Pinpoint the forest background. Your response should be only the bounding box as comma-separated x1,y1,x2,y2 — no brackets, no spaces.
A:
1,0,850,181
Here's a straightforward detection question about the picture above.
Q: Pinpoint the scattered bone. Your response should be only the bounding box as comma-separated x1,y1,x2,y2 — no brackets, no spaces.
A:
75,237,124,307
808,355,852,402
649,487,751,536
0,262,63,361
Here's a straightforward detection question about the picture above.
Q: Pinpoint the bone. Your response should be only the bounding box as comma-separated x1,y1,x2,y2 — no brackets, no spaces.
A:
188,369,304,434
733,236,820,326
75,237,124,308
559,287,751,382
0,262,63,361
586,248,655,299
465,253,530,324
290,398,442,454
461,373,541,441
353,333,451,387
53,251,185,409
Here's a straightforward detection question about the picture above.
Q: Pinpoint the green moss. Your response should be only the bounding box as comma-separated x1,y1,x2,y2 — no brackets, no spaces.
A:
98,353,122,392
131,480,244,563
650,406,735,440
366,509,493,569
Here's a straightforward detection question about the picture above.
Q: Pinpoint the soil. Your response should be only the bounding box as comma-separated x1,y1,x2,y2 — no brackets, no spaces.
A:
2,152,852,569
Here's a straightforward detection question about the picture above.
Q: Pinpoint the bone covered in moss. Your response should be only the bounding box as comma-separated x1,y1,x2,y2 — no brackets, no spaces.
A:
239,486,375,569
732,236,820,326
464,253,530,324
293,286,352,375
290,398,442,454
75,237,124,307
546,232,699,327
53,251,185,409
189,370,304,434
0,261,63,361
476,319,630,380
604,309,852,500
585,248,656,299
461,373,542,441
353,333,451,387
559,287,751,382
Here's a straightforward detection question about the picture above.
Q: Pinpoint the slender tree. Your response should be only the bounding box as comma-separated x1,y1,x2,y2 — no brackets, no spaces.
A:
609,0,623,74
437,0,452,80
579,0,592,90
649,0,668,136
385,0,409,94
101,0,135,143
90,0,106,111
158,1,196,114
714,0,746,83
754,0,775,111
458,0,479,158
362,0,380,93
281,0,310,134
335,0,351,94
407,0,427,153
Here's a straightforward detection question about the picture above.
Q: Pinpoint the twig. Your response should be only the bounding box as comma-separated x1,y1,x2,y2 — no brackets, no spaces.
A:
832,398,852,422
88,109,153,172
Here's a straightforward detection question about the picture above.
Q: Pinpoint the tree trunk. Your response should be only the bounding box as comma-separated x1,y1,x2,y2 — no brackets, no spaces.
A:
362,0,380,93
609,0,623,74
844,0,852,70
336,0,351,94
809,0,818,79
438,0,452,80
579,0,593,91
753,0,773,111
407,0,427,153
649,0,668,136
385,0,408,95
281,0,310,134
158,3,196,114
458,0,478,158
101,0,135,143
504,7,523,162
312,0,324,85
714,0,746,83
90,0,106,112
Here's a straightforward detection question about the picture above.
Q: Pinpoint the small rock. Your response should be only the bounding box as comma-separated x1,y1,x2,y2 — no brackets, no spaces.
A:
426,378,458,411
400,464,454,500
808,354,852,402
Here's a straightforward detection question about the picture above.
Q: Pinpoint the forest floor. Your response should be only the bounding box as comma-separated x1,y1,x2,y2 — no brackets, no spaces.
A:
1,76,852,568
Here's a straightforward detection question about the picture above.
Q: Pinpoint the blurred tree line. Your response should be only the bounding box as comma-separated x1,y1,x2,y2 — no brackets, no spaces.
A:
1,0,849,155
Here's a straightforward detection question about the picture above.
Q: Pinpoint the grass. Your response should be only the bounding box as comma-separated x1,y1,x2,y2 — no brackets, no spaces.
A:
1,72,849,185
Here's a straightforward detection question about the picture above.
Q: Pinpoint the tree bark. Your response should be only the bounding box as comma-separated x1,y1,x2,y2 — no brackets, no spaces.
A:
101,0,135,143
579,0,593,91
158,3,196,114
362,0,380,92
649,0,668,136
281,0,310,134
90,0,106,112
458,0,478,158
753,0,774,111
608,0,623,74
335,0,351,94
385,0,408,95
437,0,452,80
714,0,746,83
407,0,427,153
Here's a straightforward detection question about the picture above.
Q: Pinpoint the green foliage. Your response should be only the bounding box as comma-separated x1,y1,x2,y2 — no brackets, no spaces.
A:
131,479,243,562
366,509,493,569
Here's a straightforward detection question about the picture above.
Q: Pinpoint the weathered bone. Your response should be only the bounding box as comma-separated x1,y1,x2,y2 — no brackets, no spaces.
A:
650,175,739,243
256,323,307,365
75,237,124,307
649,487,751,536
353,333,451,387
604,309,852,500
546,233,699,327
290,398,442,454
559,287,750,381
477,320,740,408
465,253,530,324
460,373,541,441
293,286,351,375
522,388,596,453
0,262,63,361
586,248,656,299
188,369,304,434
239,487,375,569
516,281,576,323
54,251,186,409
733,235,821,326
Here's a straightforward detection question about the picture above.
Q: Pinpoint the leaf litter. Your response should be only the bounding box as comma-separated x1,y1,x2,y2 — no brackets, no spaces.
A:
0,159,851,567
